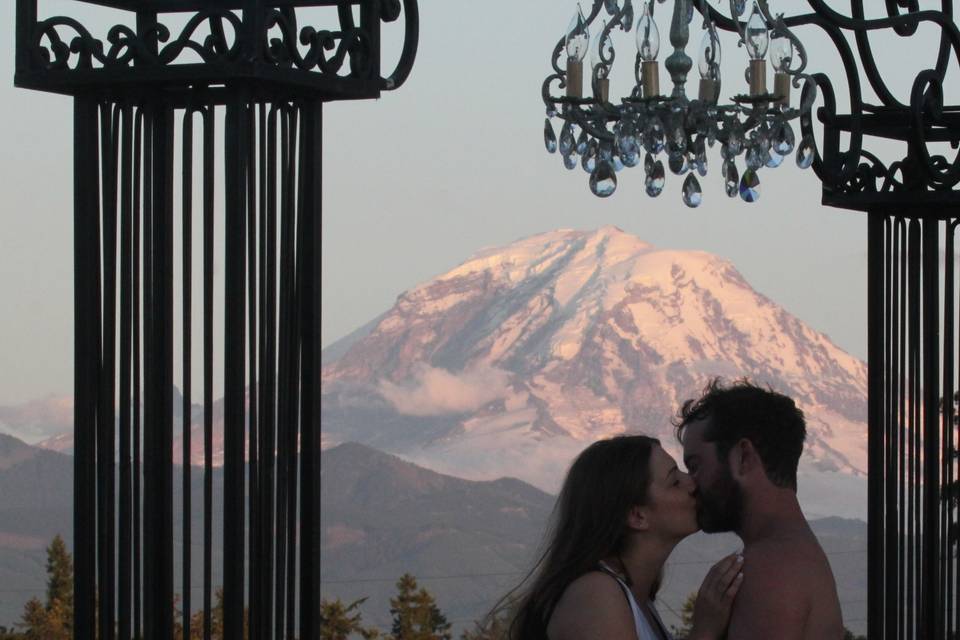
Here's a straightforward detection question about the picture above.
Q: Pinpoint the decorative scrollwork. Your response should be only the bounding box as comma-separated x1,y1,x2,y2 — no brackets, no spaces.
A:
701,0,960,203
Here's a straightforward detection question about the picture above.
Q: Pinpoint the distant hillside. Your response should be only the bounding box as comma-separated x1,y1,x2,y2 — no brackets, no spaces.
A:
320,442,868,636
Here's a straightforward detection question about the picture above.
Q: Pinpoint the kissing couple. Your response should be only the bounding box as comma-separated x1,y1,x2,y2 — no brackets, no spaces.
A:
504,378,844,640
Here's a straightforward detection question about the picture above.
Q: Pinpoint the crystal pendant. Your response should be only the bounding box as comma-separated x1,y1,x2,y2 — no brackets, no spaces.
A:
576,128,589,156
613,154,625,172
725,125,743,156
544,118,558,154
694,137,708,177
668,125,687,156
739,168,761,202
765,149,784,168
669,152,690,175
773,121,796,156
605,0,619,16
746,146,765,171
590,160,618,197
645,152,655,175
563,153,578,170
722,160,739,197
682,174,702,208
796,135,815,169
622,148,640,168
559,121,575,156
643,118,666,154
582,141,598,173
645,160,666,197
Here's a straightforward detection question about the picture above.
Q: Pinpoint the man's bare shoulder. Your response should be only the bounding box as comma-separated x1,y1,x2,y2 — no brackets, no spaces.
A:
728,535,843,640
547,572,637,640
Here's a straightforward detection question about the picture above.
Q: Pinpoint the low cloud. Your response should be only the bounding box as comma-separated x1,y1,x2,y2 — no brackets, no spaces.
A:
379,364,512,416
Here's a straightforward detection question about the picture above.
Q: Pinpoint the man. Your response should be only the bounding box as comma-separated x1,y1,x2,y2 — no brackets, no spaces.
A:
676,378,844,640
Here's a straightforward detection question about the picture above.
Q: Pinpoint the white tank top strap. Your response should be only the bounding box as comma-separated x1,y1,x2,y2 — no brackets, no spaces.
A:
596,561,673,640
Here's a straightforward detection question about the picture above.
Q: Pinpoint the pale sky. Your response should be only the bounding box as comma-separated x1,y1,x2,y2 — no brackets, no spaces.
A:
2,0,955,405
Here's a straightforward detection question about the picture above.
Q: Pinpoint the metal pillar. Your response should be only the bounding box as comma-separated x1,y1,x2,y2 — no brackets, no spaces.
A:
14,2,418,639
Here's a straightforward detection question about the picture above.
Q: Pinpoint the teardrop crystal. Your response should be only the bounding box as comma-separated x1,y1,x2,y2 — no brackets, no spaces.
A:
645,160,666,197
773,121,796,155
669,152,690,176
582,141,598,173
682,174,702,208
563,153,578,170
739,168,761,202
576,128,589,156
722,160,739,197
643,118,665,154
746,146,764,171
668,125,687,156
544,118,558,154
694,137,708,177
590,160,618,197
765,150,784,168
622,149,640,168
796,135,815,169
559,121,575,156
645,152,655,175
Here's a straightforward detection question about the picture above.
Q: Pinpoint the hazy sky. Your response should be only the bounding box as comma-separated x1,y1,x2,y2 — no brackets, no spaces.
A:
1,0,954,405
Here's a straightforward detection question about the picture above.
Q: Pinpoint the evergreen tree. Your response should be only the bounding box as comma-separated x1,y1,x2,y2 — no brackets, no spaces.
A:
321,597,381,640
16,534,72,639
389,574,451,640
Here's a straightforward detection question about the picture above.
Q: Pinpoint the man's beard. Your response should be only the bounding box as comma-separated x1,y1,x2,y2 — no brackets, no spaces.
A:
696,463,744,533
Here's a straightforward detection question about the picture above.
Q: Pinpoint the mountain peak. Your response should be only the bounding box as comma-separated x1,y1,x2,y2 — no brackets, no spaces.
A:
322,227,867,491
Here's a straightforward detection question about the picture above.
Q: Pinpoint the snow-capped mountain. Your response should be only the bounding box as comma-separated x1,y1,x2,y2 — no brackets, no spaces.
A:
322,226,868,505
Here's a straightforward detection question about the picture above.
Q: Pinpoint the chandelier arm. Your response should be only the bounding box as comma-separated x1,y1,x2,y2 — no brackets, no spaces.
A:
378,0,419,90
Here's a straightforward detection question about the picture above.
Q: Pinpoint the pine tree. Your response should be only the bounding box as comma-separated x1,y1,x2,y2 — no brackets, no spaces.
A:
321,597,381,640
389,574,451,640
16,534,72,639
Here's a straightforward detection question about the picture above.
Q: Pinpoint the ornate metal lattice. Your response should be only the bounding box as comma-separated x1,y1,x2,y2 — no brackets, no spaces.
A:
14,1,418,639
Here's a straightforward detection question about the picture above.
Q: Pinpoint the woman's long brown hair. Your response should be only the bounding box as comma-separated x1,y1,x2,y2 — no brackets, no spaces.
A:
502,435,660,640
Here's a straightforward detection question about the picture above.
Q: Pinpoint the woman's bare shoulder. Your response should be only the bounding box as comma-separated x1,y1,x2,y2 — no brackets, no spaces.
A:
547,572,637,640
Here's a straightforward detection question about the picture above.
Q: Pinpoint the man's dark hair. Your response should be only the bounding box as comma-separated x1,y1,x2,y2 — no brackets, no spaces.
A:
673,378,806,490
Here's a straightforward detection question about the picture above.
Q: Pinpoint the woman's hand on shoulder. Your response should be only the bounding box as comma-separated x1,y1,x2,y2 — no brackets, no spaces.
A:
548,572,637,640
688,552,744,640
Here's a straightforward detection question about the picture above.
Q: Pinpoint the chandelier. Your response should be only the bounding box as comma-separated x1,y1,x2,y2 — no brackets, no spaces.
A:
543,0,817,205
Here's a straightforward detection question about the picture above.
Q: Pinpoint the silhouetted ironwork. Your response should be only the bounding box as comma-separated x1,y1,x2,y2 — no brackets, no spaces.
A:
705,3,960,639
15,1,418,639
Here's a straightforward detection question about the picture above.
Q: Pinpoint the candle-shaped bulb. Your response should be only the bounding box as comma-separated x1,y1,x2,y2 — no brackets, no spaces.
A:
745,2,769,60
636,2,660,62
566,5,590,62
770,33,793,73
698,29,721,79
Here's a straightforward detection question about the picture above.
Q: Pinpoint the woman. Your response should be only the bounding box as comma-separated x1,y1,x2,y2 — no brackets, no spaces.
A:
508,435,742,640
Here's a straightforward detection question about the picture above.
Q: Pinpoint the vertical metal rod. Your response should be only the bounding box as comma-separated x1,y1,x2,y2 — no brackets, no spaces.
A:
263,103,280,639
132,107,144,640
181,106,195,640
73,94,100,640
299,98,321,640
898,217,907,640
908,217,922,637
255,100,269,640
922,217,941,639
99,101,120,640
942,220,955,640
868,210,884,640
247,99,260,640
141,102,155,639
118,102,134,640
148,97,175,640
224,91,248,640
202,104,215,640
286,106,303,640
